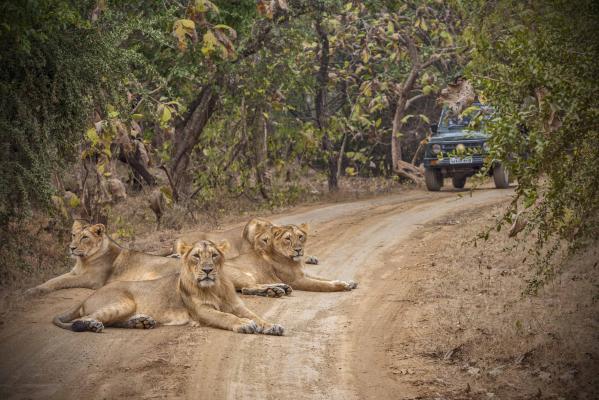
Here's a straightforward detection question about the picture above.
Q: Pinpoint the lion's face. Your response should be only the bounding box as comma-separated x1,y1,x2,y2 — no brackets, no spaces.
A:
182,240,229,288
243,217,274,246
270,224,308,262
69,222,106,258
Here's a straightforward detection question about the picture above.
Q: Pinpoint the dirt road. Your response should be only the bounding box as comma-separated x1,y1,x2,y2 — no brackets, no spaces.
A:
0,188,514,400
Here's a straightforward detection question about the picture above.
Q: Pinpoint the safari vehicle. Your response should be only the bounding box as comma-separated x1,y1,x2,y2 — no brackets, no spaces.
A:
422,103,509,191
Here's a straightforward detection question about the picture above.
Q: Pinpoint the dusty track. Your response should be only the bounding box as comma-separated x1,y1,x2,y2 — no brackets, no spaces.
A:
0,188,514,400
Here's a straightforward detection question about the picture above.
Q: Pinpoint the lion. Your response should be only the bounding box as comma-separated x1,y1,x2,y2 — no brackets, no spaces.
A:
174,217,319,264
53,240,284,335
225,223,358,296
25,220,180,296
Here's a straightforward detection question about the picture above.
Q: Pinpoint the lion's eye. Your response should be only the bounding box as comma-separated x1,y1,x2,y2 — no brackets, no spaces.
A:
299,235,304,241
193,253,200,259
212,253,218,259
81,235,89,241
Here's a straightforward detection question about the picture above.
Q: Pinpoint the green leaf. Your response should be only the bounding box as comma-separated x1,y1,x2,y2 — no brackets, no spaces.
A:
202,31,218,56
400,115,413,124
180,19,195,30
159,105,172,126
86,128,99,145
345,166,357,176
68,194,81,208
195,0,219,13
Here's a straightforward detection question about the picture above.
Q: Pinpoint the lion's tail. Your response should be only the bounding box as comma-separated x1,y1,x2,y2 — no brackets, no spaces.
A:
53,304,82,331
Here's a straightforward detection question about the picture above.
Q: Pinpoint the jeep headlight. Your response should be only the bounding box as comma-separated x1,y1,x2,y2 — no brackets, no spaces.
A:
432,144,441,154
483,142,490,152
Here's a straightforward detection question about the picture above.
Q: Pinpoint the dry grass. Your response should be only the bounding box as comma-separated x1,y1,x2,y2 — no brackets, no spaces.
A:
387,203,599,399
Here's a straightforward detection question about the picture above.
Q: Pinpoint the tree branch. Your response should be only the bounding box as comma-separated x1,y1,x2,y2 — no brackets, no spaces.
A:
405,93,428,110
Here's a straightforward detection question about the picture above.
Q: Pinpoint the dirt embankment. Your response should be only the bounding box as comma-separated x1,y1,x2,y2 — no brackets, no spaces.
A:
0,187,597,399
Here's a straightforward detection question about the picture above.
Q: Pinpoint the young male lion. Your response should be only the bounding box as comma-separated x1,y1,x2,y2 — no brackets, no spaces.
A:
225,224,358,296
53,240,284,335
26,220,180,296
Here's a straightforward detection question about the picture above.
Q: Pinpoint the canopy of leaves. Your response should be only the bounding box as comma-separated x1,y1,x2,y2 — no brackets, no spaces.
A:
0,0,126,225
465,0,599,283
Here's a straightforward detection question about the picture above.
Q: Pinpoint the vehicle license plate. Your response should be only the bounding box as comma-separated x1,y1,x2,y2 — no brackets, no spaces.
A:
449,156,473,164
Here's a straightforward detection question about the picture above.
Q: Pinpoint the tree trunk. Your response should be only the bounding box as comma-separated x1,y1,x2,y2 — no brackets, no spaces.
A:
118,142,156,187
253,106,270,199
391,65,421,172
411,137,429,166
315,19,338,192
396,159,424,185
336,132,348,182
170,84,219,197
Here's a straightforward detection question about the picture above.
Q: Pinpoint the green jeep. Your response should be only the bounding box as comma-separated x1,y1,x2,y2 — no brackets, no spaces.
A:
423,104,509,191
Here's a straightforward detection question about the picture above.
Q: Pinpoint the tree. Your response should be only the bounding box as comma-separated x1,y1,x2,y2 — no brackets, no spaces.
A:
0,0,126,227
337,1,462,174
465,0,599,287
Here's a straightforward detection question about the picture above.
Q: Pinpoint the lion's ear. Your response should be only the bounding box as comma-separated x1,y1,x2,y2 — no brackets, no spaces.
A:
89,223,105,236
175,239,192,256
298,223,309,234
217,240,230,255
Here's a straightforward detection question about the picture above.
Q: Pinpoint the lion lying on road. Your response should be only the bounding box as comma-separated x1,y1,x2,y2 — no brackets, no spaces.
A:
53,240,284,335
226,223,357,296
26,220,179,296
175,217,319,264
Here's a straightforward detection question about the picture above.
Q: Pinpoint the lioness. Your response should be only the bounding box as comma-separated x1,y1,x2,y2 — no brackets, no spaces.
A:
226,223,358,294
53,240,284,335
175,217,319,264
26,220,180,296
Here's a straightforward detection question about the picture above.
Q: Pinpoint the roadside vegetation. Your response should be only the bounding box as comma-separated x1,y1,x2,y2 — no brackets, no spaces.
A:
0,0,597,289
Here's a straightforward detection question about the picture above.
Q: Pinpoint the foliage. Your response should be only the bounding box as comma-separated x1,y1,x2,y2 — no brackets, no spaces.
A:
466,0,599,287
0,0,126,227
3,0,597,289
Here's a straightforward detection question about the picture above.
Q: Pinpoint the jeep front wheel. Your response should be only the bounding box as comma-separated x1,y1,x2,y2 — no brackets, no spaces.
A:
452,175,467,189
493,163,510,189
424,168,443,191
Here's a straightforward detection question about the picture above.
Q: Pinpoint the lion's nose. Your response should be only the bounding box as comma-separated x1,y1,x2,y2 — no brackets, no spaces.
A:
294,248,303,255
70,246,77,252
202,265,213,274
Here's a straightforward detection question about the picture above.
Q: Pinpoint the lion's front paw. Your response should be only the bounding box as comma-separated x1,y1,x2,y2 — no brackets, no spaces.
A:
72,319,104,333
268,283,292,297
279,283,293,295
265,286,286,298
262,324,285,336
235,319,257,334
127,314,156,329
305,255,319,265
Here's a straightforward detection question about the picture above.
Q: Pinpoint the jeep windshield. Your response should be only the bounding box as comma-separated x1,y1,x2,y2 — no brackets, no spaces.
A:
437,104,494,134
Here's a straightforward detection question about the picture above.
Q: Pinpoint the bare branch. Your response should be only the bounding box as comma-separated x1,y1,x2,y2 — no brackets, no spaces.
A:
406,93,428,109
